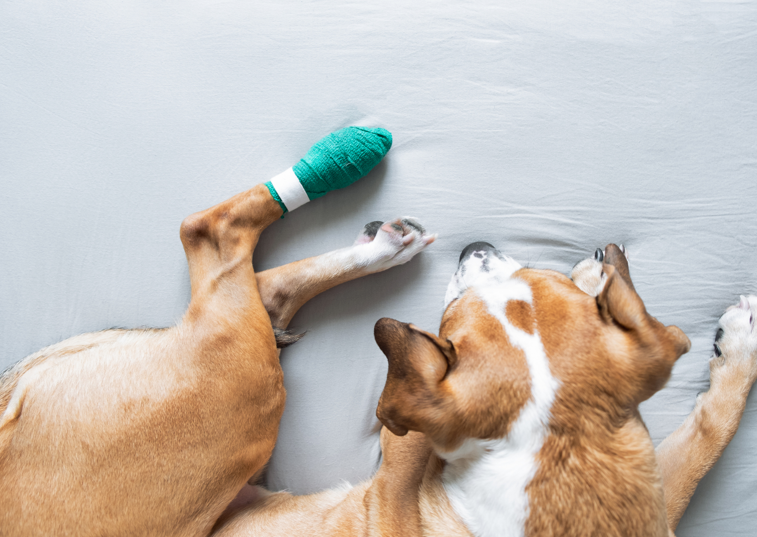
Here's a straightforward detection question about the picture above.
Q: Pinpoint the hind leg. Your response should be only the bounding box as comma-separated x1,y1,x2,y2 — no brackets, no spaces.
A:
257,217,435,330
180,184,282,325
655,296,757,531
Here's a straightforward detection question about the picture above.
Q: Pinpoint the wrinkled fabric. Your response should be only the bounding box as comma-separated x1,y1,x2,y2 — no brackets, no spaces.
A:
1,1,756,534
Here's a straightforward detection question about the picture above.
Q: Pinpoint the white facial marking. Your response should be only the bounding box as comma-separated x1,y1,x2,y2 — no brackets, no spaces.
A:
444,248,522,308
441,277,558,537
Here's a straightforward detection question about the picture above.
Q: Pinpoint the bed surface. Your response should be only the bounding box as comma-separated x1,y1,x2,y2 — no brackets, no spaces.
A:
2,2,756,534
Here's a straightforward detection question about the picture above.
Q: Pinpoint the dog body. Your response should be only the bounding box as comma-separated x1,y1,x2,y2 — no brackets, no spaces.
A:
214,243,757,537
0,185,434,536
2,184,755,536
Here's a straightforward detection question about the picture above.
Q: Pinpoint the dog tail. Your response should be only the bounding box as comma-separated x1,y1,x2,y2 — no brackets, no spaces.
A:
273,328,306,349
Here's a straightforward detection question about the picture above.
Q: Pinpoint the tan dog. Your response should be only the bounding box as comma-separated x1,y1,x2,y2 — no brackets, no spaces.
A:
0,183,434,536
212,243,757,537
1,183,753,536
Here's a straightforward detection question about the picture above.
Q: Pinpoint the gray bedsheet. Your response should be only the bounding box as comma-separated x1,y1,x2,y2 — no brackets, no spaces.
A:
2,1,756,534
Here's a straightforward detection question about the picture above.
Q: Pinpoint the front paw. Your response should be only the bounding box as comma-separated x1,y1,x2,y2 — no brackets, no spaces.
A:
356,217,436,272
711,295,757,389
570,245,628,297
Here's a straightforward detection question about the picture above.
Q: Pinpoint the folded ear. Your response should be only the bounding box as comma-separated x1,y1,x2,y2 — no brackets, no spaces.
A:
597,244,691,400
374,318,456,437
666,325,692,358
598,244,690,359
597,263,648,331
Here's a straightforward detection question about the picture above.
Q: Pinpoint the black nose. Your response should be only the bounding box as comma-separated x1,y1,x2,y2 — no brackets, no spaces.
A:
459,241,499,264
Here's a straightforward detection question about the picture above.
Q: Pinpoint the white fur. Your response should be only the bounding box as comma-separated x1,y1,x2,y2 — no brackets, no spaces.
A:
444,248,522,308
716,295,757,366
441,274,558,537
569,257,607,297
341,217,434,273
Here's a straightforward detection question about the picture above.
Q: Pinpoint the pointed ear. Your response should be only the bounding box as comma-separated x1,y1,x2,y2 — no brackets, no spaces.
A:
374,318,456,437
603,243,635,291
597,263,648,331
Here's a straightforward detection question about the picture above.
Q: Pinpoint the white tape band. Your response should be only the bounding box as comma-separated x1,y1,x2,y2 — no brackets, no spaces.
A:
270,167,310,212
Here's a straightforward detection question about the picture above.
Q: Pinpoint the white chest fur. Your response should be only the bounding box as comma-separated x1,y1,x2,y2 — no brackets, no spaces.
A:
440,279,558,537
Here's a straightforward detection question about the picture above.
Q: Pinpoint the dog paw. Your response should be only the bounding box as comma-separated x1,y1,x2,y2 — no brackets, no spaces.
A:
355,217,436,272
353,221,385,245
570,245,628,297
711,295,757,388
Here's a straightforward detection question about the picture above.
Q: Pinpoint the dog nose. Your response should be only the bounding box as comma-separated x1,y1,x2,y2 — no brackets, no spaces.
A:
459,241,499,264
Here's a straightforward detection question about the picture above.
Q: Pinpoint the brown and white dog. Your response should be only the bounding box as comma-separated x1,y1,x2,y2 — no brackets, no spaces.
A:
213,244,757,537
1,183,755,536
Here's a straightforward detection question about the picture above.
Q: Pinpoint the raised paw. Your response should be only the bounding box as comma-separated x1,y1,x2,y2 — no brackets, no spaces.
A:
354,217,436,273
570,244,628,297
711,295,757,389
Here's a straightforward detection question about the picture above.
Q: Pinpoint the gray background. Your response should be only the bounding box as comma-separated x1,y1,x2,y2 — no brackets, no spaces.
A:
2,1,756,534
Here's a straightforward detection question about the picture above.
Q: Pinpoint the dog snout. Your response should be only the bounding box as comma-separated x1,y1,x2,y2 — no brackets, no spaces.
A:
459,242,500,264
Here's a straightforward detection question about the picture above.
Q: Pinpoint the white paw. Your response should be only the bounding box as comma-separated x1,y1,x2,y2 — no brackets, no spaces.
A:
712,295,757,386
570,245,628,297
355,217,436,272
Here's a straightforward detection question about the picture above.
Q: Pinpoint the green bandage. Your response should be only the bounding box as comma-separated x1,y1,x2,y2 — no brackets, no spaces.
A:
265,127,392,214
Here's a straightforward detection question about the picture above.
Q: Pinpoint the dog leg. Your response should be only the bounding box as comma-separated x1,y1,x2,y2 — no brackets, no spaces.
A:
214,217,433,525
257,218,435,329
655,296,757,531
180,183,282,313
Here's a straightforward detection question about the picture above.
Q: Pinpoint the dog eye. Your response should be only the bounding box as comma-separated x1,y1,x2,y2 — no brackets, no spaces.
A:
713,343,722,357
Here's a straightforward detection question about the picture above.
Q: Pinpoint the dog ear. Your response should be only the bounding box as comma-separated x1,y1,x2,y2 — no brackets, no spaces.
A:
374,318,456,437
665,324,692,358
598,243,691,399
597,263,647,331
603,243,635,291
597,243,654,332
598,244,690,359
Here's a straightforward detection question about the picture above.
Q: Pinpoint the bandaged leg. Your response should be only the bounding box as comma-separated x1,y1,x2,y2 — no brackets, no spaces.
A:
265,126,392,214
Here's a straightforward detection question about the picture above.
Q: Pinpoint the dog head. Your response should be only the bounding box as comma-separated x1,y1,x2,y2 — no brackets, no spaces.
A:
374,243,690,452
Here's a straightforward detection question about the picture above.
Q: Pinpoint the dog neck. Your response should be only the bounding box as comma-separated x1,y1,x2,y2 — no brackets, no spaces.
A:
438,405,551,537
437,282,559,537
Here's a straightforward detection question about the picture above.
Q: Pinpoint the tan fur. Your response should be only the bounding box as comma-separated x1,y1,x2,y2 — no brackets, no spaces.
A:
2,190,751,537
0,186,432,536
656,308,757,530
215,245,749,537
213,431,473,537
212,244,753,537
